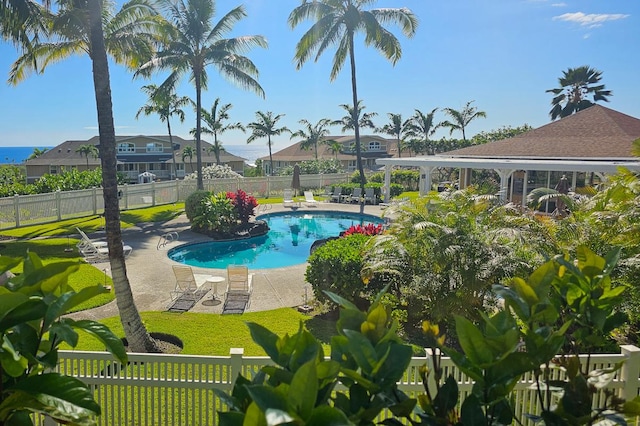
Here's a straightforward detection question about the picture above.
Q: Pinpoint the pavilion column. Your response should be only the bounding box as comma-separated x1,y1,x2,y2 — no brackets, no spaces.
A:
460,168,472,189
383,166,392,202
494,168,515,203
420,166,434,196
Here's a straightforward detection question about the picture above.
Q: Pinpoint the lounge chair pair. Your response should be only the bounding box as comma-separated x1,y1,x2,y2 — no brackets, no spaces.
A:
170,265,214,301
76,227,132,260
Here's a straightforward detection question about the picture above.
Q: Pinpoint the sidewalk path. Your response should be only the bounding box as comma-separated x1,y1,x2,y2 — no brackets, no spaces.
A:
71,202,386,320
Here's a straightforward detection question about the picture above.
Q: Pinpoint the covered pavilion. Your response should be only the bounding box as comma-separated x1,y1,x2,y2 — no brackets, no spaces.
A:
377,105,640,204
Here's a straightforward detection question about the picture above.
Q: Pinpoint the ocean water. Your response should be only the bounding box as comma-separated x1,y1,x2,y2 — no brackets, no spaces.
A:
0,147,52,164
0,145,268,165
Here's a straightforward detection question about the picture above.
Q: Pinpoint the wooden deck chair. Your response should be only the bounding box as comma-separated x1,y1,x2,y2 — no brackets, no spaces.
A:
224,265,253,311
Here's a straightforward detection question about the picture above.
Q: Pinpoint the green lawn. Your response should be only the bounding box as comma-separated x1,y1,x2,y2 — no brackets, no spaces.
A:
69,308,335,356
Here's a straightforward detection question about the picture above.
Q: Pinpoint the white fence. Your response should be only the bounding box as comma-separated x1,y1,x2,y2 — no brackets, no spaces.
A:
34,345,640,425
0,173,350,230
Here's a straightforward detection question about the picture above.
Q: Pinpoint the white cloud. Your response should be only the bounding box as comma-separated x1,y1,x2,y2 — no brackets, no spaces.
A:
551,3,567,7
553,12,629,28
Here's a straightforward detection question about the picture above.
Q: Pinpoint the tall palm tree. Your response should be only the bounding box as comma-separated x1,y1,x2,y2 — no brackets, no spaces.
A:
404,108,440,155
377,113,408,158
333,100,378,132
181,145,195,172
137,0,267,191
289,0,418,212
247,111,290,176
546,65,612,120
441,101,486,143
291,118,334,160
136,84,190,179
200,98,245,165
76,143,99,168
8,0,161,352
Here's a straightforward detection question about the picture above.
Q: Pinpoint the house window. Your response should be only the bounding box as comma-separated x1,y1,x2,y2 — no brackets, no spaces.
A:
146,143,163,153
118,143,135,153
368,141,381,151
49,166,57,175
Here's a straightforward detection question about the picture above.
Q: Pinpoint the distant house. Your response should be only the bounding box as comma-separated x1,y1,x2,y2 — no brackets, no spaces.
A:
377,105,640,204
258,135,397,174
24,135,247,183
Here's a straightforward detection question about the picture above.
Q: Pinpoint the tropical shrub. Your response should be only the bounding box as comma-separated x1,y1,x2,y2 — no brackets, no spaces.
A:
0,252,126,424
191,192,237,235
184,164,242,180
215,290,416,425
341,223,384,237
226,189,257,224
184,190,211,221
277,159,343,175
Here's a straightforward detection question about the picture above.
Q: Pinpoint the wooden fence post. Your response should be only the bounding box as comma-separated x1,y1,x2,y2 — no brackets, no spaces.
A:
621,345,640,400
229,348,245,389
14,194,20,227
55,189,62,221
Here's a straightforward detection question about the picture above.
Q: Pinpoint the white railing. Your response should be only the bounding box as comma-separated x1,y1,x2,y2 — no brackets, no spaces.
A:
32,345,640,425
0,173,350,230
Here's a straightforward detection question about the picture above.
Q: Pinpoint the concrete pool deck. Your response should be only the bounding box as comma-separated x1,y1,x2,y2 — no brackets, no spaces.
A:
72,201,388,320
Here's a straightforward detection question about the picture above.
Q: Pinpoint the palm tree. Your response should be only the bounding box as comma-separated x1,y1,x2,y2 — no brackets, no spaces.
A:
8,0,161,352
289,0,418,212
181,145,195,173
246,111,290,176
76,143,99,168
441,101,486,143
200,98,245,165
137,0,267,191
291,118,334,160
27,147,49,159
377,113,408,158
546,66,612,120
404,108,440,155
333,100,378,133
325,139,343,159
136,84,190,179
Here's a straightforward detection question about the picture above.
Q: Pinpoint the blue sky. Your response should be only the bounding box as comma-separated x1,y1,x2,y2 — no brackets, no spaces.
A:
0,0,638,155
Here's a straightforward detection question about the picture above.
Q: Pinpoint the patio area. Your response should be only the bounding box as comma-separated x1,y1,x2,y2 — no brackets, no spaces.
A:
70,202,387,321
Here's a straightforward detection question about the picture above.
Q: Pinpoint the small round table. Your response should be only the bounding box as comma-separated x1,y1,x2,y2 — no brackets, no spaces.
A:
206,276,226,301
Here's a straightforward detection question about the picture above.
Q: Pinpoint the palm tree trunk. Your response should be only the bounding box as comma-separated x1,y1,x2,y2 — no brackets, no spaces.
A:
195,73,204,190
348,34,366,214
167,120,177,180
214,134,221,165
268,135,274,176
88,0,158,353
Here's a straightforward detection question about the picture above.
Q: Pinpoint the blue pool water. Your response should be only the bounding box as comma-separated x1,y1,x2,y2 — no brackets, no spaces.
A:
168,211,384,269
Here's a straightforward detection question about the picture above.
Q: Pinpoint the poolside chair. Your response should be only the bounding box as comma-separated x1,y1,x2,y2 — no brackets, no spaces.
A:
223,265,253,313
348,187,362,204
364,187,377,205
170,265,212,301
283,189,297,208
303,191,319,207
77,227,132,260
330,187,342,203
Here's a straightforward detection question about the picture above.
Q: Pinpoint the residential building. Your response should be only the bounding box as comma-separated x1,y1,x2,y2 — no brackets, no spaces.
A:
23,135,247,183
257,135,397,175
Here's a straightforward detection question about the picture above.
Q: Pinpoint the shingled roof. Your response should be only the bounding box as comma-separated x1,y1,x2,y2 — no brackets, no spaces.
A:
447,105,640,160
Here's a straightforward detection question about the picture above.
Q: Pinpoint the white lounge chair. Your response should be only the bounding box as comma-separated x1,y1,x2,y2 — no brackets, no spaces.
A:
170,265,212,301
76,227,132,260
364,187,377,204
303,191,319,207
348,187,362,203
283,189,297,208
223,265,253,313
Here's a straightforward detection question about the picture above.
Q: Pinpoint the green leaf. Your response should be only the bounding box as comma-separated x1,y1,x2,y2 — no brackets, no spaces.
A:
44,286,109,329
0,299,47,332
433,376,459,414
288,360,317,420
0,293,29,325
49,322,79,348
22,261,80,293
1,373,99,423
68,320,127,364
454,316,494,366
343,329,378,375
217,411,245,426
512,277,539,306
361,304,388,343
246,322,280,364
306,405,353,426
0,255,22,274
0,337,28,378
245,385,289,414
324,291,359,311
460,394,485,426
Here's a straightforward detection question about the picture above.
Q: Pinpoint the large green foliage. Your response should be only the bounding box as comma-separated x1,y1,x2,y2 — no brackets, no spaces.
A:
215,290,415,425
0,252,126,425
276,159,343,176
191,192,238,235
185,190,211,221
0,168,125,197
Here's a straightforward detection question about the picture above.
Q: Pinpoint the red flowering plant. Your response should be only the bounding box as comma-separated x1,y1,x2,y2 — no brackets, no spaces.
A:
226,189,258,224
342,223,384,237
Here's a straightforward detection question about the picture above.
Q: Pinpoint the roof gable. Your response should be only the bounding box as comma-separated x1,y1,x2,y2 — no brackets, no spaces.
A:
447,105,640,160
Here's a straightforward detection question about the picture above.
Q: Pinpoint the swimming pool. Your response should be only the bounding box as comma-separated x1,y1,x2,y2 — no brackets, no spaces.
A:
167,211,384,269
